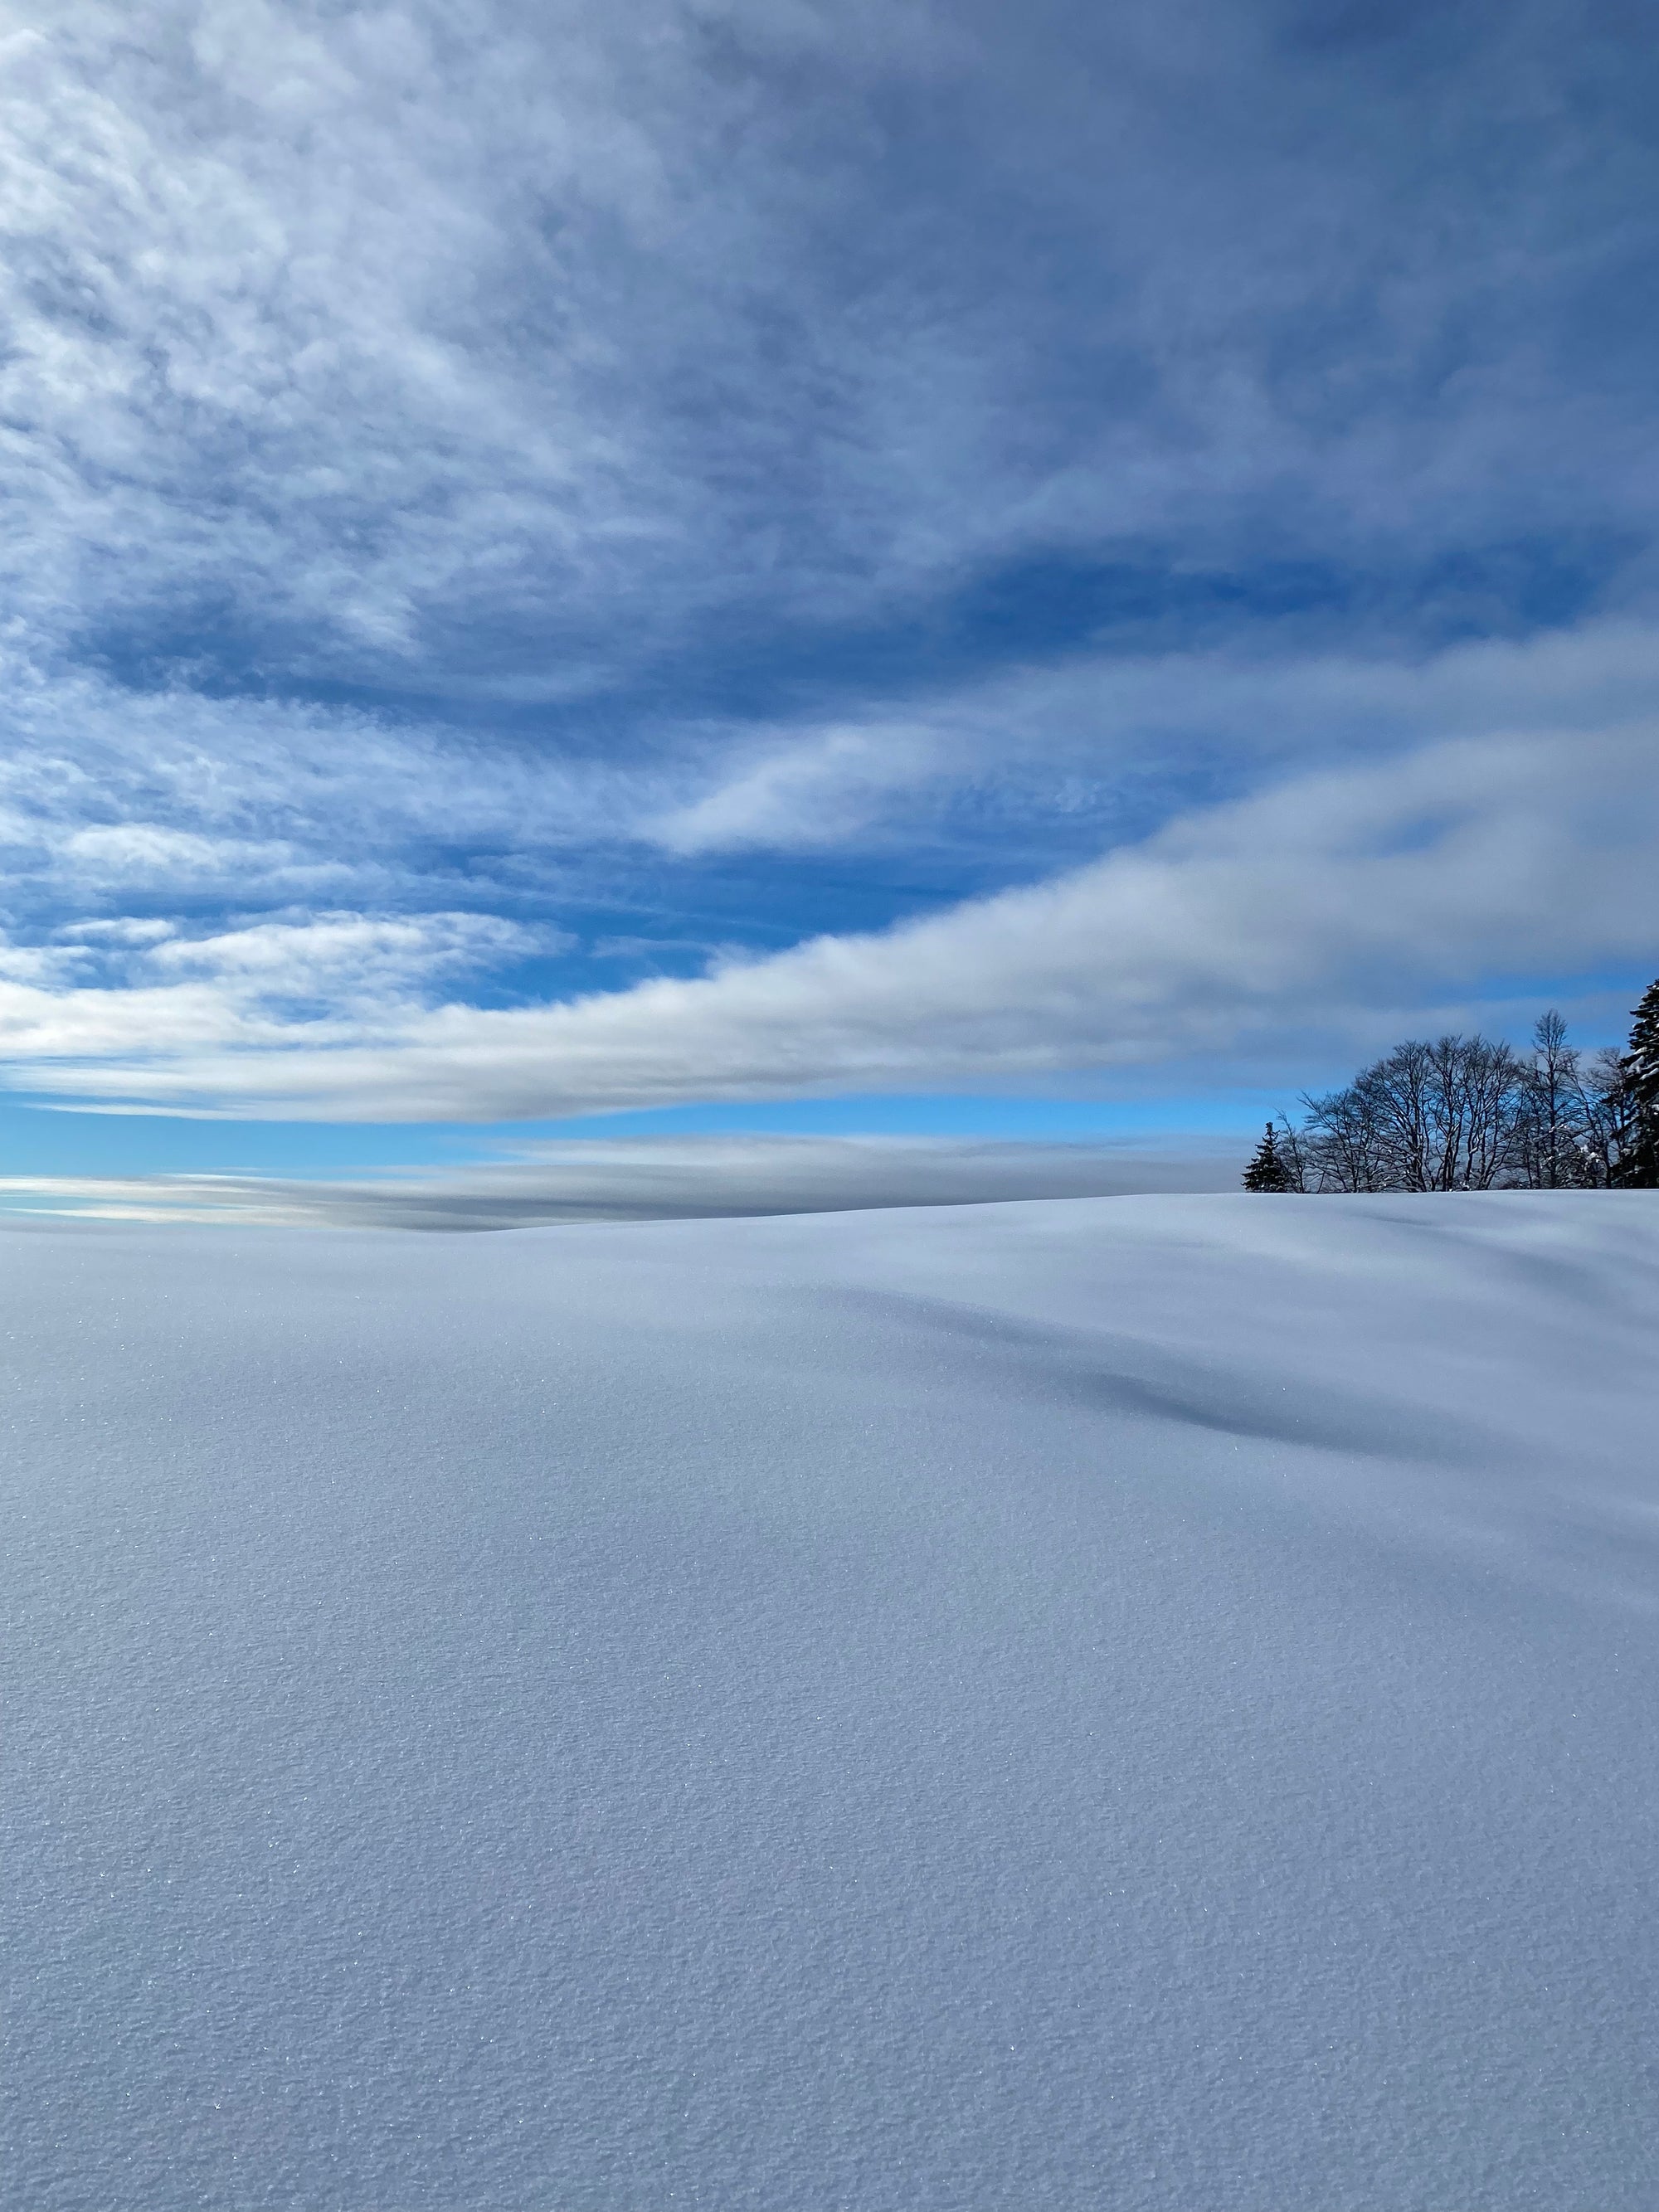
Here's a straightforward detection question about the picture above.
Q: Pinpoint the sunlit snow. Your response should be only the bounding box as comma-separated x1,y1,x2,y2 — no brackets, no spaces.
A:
6,1194,1657,2210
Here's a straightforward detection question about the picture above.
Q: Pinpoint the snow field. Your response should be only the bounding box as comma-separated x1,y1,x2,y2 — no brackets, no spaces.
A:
4,1193,1657,2210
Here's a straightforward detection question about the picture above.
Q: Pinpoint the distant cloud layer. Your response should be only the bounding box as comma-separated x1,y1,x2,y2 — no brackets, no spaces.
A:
0,1,1655,1134
0,1135,1241,1228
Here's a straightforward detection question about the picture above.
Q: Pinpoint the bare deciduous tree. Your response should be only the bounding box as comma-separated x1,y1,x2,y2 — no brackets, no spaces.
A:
1298,1034,1528,1191
1515,1010,1581,1189
1257,990,1659,1194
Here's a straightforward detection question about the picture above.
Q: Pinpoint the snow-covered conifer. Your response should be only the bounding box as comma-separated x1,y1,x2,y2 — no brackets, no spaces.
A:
1621,977,1659,1187
1243,1121,1297,1192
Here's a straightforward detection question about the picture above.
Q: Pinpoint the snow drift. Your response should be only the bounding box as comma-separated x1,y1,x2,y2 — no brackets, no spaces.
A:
5,1194,1657,2210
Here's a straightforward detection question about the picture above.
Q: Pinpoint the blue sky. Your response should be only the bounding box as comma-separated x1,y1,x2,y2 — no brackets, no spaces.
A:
2,0,1657,1218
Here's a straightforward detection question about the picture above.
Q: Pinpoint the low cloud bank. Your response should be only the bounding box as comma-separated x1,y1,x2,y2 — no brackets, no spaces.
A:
3,723,1655,1121
0,1136,1244,1231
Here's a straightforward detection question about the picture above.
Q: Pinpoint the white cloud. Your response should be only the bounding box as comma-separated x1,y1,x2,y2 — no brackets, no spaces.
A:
0,722,1652,1120
648,720,945,853
143,911,539,992
0,0,1650,697
0,907,545,1079
61,824,291,882
0,4,1652,1138
56,916,177,944
8,614,1652,946
0,641,662,928
646,620,1659,855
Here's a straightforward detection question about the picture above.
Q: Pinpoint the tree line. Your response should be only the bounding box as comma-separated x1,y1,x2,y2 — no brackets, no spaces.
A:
1243,978,1659,1193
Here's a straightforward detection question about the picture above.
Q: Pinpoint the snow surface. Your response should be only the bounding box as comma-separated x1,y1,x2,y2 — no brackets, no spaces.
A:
5,1193,1658,2211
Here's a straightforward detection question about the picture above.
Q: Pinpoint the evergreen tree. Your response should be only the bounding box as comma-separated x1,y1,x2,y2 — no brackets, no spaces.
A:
1243,1121,1297,1192
1620,976,1659,1188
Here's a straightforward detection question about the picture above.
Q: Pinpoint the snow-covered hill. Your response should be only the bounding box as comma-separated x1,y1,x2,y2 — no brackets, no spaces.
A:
6,1194,1658,2210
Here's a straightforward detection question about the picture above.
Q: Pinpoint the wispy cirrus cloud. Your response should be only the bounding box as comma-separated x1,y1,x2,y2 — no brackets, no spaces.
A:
0,2,1655,1145
0,909,540,1079
3,0,1654,704
6,615,1658,907
645,618,1659,858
